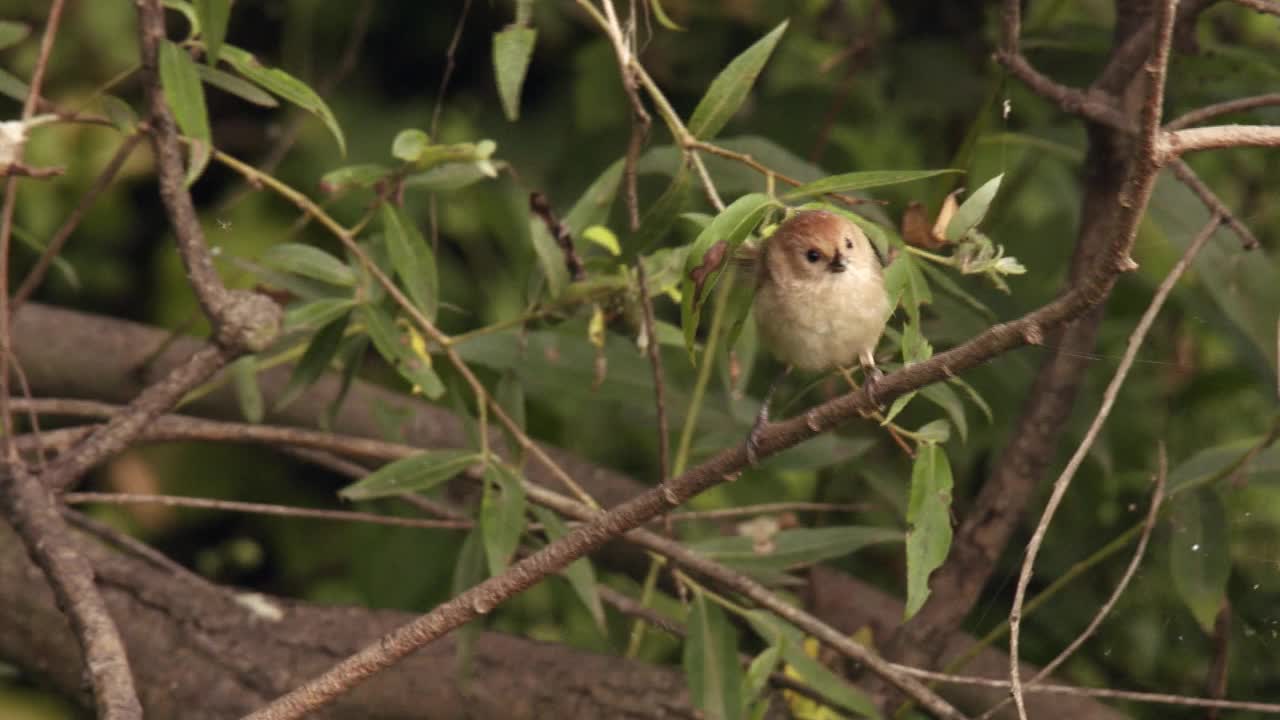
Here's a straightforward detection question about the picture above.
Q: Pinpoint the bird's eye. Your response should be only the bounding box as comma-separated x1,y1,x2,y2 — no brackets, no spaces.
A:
845,237,853,250
805,249,822,263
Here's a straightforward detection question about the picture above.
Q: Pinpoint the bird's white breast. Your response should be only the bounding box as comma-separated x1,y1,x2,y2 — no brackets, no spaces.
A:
754,263,889,372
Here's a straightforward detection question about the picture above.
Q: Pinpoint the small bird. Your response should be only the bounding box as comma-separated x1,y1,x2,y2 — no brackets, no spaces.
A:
747,209,890,462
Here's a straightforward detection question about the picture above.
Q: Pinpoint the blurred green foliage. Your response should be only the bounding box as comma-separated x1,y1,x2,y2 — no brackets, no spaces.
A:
3,0,1279,717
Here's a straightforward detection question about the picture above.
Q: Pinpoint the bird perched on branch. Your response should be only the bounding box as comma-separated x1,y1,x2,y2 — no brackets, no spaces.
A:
747,209,890,463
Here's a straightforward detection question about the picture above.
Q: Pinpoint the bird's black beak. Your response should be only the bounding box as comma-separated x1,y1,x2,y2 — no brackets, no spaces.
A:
829,254,847,273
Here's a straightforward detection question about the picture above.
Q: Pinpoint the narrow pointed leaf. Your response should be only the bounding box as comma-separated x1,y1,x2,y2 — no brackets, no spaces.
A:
944,173,1003,241
680,193,775,358
688,21,788,140
221,44,346,155
1170,488,1231,632
532,506,606,631
230,356,264,423
158,40,211,185
339,450,481,499
382,206,439,321
262,243,356,286
783,169,962,201
683,591,743,720
276,313,350,411
194,0,231,64
481,463,527,575
493,25,537,121
689,525,901,575
905,444,954,619
283,297,356,331
195,64,278,106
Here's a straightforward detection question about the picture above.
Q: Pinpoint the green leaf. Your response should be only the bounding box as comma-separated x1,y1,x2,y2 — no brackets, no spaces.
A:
913,419,951,445
745,613,881,719
944,174,1003,242
582,225,621,256
158,40,211,185
283,297,356,332
688,21,788,140
783,169,962,202
532,506,606,631
883,253,932,325
325,334,367,429
357,304,445,399
1170,488,1231,632
689,526,902,575
1168,437,1270,495
680,193,775,359
320,164,394,194
495,371,526,463
492,25,537,122
194,0,230,64
631,165,692,251
721,265,757,353
99,95,139,133
0,21,30,51
276,313,349,411
905,444,954,619
382,206,439,321
220,44,346,155
261,243,356,286
0,68,28,103
744,644,780,698
11,225,79,290
391,129,430,163
529,216,570,299
404,162,497,192
162,0,200,39
649,0,685,30
481,463,527,575
920,383,967,442
339,450,482,499
450,528,488,675
683,591,744,720
565,159,625,235
949,376,993,423
195,64,278,106
881,390,916,427
778,638,881,719
230,356,264,424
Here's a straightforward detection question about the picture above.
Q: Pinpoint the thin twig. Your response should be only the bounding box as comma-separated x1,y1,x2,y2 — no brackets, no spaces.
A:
13,132,145,309
1158,124,1280,162
1007,199,1217,720
977,444,1167,720
1165,93,1280,131
672,501,876,521
635,260,670,483
892,664,1280,714
0,0,67,465
63,492,472,531
1168,160,1259,250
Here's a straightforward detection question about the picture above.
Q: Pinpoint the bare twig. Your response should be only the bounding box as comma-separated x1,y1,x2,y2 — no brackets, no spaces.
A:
892,665,1280,714
978,445,1167,720
1205,600,1232,720
672,500,875,521
1165,93,1280,131
13,132,145,309
0,0,67,465
635,261,669,483
63,492,472,531
1007,203,1218,719
1157,124,1280,161
1168,160,1259,250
